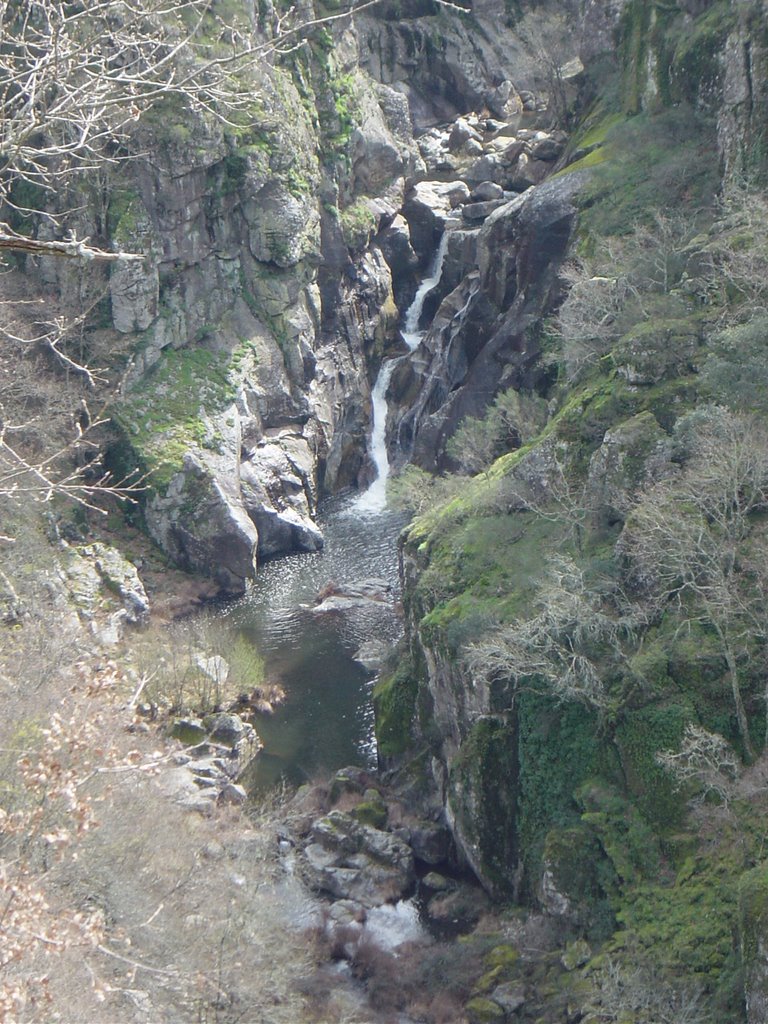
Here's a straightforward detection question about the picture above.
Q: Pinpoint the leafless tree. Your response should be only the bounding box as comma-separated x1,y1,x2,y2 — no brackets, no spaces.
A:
446,388,546,475
0,0,403,259
501,444,593,553
584,957,710,1024
656,723,740,807
553,263,631,380
704,179,768,316
465,555,644,713
622,407,768,760
0,0,405,513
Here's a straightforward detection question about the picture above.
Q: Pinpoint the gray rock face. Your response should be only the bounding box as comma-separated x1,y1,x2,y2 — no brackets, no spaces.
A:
109,198,160,333
404,821,452,865
54,542,149,640
403,181,469,260
395,173,590,473
244,186,320,269
39,0,576,594
74,542,149,623
302,810,415,906
240,438,323,559
357,8,549,130
146,453,258,596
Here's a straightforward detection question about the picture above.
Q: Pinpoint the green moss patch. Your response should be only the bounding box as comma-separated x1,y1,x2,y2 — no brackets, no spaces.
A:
449,717,519,896
113,346,234,489
373,657,419,759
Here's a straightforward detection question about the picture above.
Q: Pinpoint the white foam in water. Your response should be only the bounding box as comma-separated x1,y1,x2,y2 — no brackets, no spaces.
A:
354,231,452,513
363,899,428,952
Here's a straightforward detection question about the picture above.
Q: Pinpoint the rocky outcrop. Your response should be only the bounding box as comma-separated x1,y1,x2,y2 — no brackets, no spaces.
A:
303,809,416,906
23,0,590,591
393,170,589,472
357,4,557,130
99,62,413,589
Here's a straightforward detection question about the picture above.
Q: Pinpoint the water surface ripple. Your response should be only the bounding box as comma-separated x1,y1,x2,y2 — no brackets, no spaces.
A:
225,496,409,791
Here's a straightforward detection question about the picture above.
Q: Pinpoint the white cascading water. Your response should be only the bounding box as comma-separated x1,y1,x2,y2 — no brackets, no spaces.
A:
354,230,451,513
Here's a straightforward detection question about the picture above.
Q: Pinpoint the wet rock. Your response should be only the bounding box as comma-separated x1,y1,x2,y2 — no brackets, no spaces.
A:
169,718,208,745
403,181,468,258
490,983,526,1014
407,821,452,865
442,228,480,294
311,577,392,613
470,181,504,203
378,214,420,300
303,810,415,906
353,639,389,674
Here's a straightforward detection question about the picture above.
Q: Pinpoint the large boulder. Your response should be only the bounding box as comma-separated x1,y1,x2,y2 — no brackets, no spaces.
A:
402,181,469,260
146,451,258,596
302,810,415,906
240,438,323,559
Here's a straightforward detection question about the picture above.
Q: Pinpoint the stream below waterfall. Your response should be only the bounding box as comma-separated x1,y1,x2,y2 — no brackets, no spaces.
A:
223,497,408,792
221,227,451,793
192,219,483,1024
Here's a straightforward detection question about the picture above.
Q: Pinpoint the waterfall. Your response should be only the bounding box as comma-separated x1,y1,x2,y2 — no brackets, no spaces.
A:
354,230,451,513
402,230,451,350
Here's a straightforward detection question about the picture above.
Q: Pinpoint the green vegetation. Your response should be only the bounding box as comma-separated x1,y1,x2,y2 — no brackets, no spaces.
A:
373,656,420,758
112,345,235,489
339,198,377,253
381,8,768,1019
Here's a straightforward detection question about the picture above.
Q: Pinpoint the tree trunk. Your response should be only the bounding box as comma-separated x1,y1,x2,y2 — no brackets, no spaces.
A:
722,638,755,761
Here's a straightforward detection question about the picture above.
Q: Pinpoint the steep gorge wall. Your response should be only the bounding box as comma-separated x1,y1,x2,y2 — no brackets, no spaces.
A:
35,0,581,594
379,1,768,1016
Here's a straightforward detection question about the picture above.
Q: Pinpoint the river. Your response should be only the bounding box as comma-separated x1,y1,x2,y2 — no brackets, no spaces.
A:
220,228,452,793
223,497,409,791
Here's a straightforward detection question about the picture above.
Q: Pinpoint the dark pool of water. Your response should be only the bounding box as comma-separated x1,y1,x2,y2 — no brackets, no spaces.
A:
222,495,409,792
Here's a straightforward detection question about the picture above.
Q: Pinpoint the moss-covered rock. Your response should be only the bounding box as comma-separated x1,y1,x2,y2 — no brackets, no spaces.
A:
739,864,768,1023
373,658,419,760
464,995,506,1023
448,716,518,897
